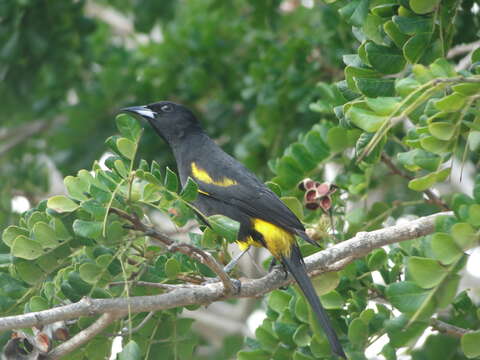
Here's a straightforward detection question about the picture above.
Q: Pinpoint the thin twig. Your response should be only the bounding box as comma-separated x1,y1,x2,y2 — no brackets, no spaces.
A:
110,208,237,293
447,40,480,58
381,153,450,211
168,243,237,294
45,312,122,360
431,318,471,338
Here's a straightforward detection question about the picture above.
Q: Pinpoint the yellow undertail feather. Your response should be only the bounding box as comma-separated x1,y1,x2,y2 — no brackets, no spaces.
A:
236,236,261,251
191,162,237,187
252,218,295,258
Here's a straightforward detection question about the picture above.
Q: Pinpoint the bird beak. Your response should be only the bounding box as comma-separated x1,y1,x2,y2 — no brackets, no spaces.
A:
120,106,156,120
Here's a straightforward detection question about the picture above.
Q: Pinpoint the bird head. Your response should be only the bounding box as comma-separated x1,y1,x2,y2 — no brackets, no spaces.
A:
120,101,201,144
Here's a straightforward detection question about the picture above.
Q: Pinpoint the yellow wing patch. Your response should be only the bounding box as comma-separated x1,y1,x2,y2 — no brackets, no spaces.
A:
252,218,294,258
191,162,237,187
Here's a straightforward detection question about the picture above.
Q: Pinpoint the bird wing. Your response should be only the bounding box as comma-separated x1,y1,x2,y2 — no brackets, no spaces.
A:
188,156,307,236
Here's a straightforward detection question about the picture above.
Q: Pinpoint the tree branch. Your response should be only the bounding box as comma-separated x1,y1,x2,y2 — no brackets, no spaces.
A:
110,208,236,293
0,211,451,333
430,318,471,338
45,312,122,360
0,121,48,158
447,40,480,59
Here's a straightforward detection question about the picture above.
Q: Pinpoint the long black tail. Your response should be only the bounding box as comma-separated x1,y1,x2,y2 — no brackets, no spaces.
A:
282,245,346,359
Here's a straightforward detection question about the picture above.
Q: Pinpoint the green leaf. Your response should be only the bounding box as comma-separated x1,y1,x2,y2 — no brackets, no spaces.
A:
409,0,440,14
2,226,29,247
119,338,142,358
294,296,309,323
431,233,462,264
73,220,103,240
79,263,102,284
64,176,89,201
386,281,429,313
396,77,421,97
273,322,297,347
47,195,79,213
435,275,460,309
116,137,136,160
346,105,386,132
116,113,142,141
255,327,278,351
237,349,271,360
355,77,395,97
408,172,437,191
435,93,467,112
367,248,387,270
365,42,406,74
164,167,179,192
461,331,480,358
366,97,400,116
403,33,430,63
319,290,344,309
293,324,311,347
29,296,49,312
180,177,198,202
428,122,456,140
269,290,292,313
281,197,303,220
326,127,349,152
312,272,340,296
201,228,219,249
420,136,450,154
384,20,409,48
68,272,92,295
393,15,433,35
348,318,368,346
165,258,181,279
208,215,239,243
408,256,447,288
33,222,59,249
114,159,128,178
293,351,314,360
452,82,480,96
468,204,480,226
11,235,43,260
451,222,477,250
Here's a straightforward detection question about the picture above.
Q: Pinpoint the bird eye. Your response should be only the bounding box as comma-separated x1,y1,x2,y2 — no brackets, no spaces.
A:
160,104,173,112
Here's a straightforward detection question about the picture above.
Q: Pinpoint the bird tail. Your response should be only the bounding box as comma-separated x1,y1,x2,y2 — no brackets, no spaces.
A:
282,245,346,359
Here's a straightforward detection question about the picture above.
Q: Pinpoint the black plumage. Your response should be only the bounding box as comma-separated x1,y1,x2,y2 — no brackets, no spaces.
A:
121,101,346,358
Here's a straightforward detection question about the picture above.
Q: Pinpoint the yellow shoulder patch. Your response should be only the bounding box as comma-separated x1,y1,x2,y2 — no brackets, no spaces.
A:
252,218,294,258
191,162,237,187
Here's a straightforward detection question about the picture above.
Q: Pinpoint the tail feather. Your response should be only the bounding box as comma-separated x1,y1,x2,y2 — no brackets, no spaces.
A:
282,245,346,359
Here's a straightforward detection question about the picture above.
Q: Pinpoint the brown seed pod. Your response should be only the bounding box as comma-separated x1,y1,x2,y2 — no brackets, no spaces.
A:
298,178,315,191
306,202,320,210
319,196,332,212
305,188,317,202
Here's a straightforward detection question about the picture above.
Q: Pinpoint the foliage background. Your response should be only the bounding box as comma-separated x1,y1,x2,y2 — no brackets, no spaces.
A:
0,0,479,359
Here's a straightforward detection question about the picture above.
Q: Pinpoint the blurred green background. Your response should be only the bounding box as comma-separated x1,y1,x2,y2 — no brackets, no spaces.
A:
0,0,357,230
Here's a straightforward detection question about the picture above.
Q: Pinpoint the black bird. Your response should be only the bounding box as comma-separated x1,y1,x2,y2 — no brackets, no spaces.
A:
121,101,346,358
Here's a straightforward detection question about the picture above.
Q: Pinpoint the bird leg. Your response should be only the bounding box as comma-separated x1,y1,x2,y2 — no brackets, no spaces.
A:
223,246,250,274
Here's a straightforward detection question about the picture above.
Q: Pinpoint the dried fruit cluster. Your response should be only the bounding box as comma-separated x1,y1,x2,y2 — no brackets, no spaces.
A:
298,178,337,212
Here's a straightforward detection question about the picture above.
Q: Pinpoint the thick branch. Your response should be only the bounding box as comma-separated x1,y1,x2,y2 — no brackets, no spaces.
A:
46,312,122,360
0,212,451,332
